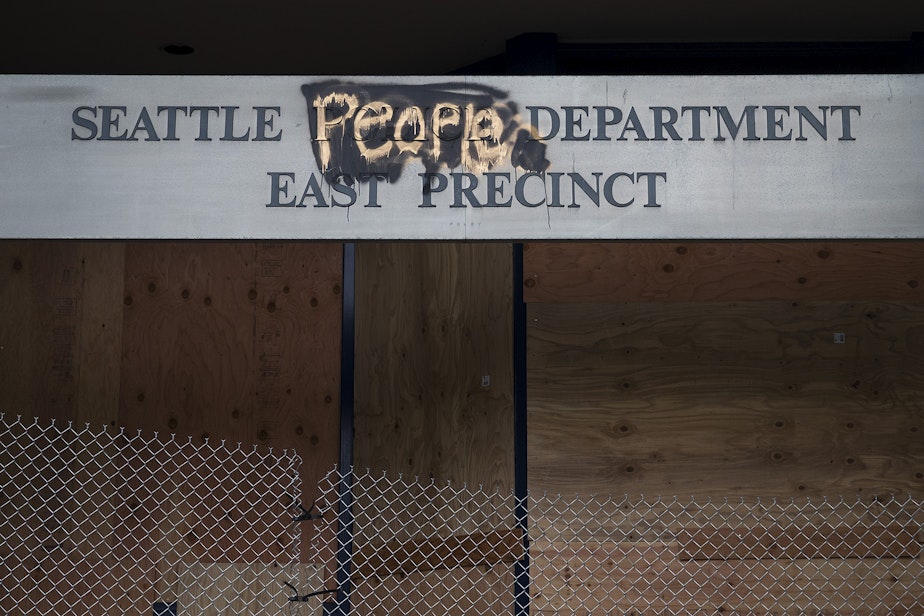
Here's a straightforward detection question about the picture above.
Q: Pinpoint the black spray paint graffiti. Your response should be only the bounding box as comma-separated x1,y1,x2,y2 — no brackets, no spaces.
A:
301,81,550,189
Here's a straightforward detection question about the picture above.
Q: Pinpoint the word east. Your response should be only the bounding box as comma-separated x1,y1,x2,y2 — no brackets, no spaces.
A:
267,170,667,208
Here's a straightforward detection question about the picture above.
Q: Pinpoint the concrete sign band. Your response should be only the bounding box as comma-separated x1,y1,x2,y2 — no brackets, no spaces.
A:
0,74,921,239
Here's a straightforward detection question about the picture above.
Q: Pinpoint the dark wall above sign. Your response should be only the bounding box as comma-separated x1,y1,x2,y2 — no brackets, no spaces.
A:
1,0,921,75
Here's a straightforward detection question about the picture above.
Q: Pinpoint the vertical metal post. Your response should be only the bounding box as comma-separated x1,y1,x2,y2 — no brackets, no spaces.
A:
513,243,529,616
508,32,557,616
335,242,356,616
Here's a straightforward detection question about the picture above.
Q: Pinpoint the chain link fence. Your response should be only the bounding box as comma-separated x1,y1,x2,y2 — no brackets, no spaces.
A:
0,413,304,616
2,417,922,615
309,468,522,616
528,491,924,615
313,467,924,616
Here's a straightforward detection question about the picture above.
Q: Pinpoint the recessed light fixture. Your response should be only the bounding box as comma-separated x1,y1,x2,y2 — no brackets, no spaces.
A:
161,43,195,56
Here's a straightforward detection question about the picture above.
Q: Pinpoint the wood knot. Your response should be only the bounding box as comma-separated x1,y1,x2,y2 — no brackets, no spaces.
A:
612,422,635,437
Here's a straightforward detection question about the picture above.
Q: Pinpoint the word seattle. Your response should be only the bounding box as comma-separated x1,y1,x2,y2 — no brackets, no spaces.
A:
70,105,282,141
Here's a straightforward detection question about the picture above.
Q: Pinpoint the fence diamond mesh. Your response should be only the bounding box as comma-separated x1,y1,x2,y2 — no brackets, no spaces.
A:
311,468,521,616
2,417,922,616
314,467,924,616
0,413,303,616
527,491,923,615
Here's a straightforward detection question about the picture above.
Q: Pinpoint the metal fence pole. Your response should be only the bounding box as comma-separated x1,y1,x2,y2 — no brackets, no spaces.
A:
335,242,356,616
513,243,530,616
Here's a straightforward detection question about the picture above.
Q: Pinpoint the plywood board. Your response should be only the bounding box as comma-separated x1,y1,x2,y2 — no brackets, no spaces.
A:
531,539,923,615
75,242,125,427
354,242,514,492
248,242,342,514
175,562,323,615
528,301,924,497
119,242,258,442
676,524,922,560
523,241,924,303
352,563,515,616
353,529,524,576
118,241,342,563
119,242,341,454
0,241,124,425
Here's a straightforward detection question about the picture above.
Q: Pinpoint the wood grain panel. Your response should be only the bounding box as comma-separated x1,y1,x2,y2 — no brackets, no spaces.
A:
119,242,341,456
175,562,322,615
523,241,924,303
354,242,514,492
3,241,341,608
16,561,155,616
0,242,126,616
353,564,515,616
119,242,257,442
249,243,342,514
119,241,342,562
528,301,924,497
676,525,922,560
74,242,125,427
0,241,124,424
0,240,39,415
353,529,524,576
0,429,150,616
531,540,923,615
250,242,342,565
